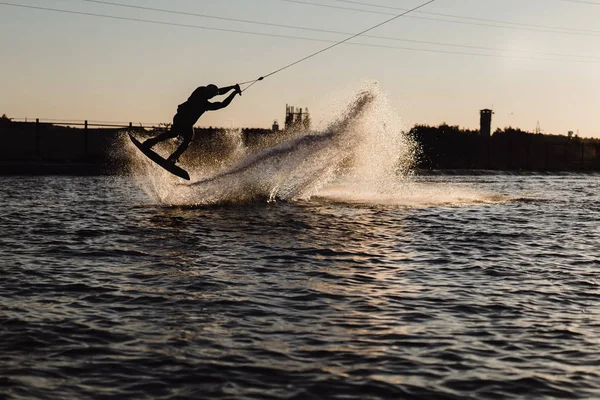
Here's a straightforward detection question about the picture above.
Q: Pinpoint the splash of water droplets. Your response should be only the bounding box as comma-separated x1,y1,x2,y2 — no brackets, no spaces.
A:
123,83,500,207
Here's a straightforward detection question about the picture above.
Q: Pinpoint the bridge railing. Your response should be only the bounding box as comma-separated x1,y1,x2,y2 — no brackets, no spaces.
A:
9,118,165,130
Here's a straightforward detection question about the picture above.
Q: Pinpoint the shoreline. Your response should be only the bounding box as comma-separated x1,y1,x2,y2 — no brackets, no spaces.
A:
1,162,599,177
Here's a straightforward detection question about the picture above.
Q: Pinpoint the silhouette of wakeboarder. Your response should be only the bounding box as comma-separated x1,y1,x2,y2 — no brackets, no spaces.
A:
143,83,242,164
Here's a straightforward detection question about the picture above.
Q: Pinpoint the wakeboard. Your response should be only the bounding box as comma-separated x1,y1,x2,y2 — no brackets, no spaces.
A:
129,134,190,180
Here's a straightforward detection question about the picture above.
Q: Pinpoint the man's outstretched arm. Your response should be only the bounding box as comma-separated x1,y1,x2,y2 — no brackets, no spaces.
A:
217,84,239,95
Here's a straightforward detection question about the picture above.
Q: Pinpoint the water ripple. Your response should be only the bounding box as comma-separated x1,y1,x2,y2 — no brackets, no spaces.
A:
1,175,599,399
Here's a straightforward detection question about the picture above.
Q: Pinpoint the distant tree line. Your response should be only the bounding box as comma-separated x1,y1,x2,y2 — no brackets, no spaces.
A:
1,114,599,171
407,124,600,171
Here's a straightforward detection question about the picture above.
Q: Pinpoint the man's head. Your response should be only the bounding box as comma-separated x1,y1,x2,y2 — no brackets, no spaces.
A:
206,84,219,99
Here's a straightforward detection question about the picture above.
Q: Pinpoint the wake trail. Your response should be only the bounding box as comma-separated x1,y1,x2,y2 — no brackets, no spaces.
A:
124,83,507,207
125,84,403,206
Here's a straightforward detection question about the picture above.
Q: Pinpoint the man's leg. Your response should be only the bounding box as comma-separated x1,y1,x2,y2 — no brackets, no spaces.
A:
167,127,194,164
143,129,177,148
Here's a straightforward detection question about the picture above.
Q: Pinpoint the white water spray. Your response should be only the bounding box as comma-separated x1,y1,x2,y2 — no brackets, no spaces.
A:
123,83,500,207
123,83,415,206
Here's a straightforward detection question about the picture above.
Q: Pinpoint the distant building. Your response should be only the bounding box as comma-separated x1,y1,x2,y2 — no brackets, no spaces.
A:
480,109,493,137
272,120,280,132
285,105,311,131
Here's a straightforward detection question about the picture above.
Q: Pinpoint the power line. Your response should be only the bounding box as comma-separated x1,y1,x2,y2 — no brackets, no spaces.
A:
0,3,344,40
558,0,600,4
283,0,600,36
72,0,345,34
331,0,600,34
77,0,600,35
0,2,597,65
252,0,438,83
295,38,598,62
68,0,600,60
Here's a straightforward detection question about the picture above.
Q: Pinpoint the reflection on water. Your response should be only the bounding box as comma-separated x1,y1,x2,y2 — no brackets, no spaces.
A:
1,174,599,400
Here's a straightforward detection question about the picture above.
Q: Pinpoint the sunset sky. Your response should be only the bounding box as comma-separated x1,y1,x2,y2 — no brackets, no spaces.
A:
1,0,599,137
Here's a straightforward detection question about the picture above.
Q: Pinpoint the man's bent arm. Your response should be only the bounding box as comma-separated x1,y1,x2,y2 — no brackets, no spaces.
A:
206,91,238,111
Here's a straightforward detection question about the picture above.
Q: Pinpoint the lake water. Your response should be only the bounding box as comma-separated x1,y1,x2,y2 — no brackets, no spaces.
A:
1,173,598,400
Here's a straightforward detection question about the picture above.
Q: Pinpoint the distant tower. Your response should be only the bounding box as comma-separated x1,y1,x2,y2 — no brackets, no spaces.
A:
272,120,280,132
285,104,311,131
535,121,541,134
297,108,303,127
480,109,493,137
303,108,311,131
285,104,294,129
